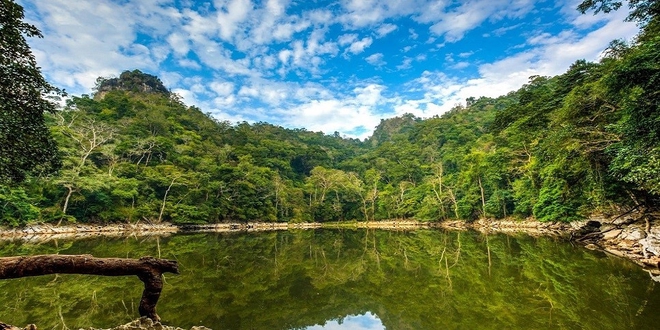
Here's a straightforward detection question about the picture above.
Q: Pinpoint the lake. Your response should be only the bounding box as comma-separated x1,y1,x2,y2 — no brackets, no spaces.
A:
1,229,659,330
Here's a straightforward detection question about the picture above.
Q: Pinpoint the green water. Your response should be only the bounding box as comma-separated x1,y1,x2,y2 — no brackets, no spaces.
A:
1,229,659,330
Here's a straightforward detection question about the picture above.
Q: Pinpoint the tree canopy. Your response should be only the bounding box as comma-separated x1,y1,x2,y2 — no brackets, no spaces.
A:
0,0,61,184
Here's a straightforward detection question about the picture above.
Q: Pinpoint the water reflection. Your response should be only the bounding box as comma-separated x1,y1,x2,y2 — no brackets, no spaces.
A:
305,312,384,330
1,229,660,330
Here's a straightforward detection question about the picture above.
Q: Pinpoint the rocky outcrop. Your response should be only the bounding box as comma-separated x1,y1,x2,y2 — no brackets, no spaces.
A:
572,211,660,273
94,70,170,100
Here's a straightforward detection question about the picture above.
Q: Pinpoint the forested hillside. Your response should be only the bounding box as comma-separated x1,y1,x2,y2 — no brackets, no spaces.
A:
1,3,658,227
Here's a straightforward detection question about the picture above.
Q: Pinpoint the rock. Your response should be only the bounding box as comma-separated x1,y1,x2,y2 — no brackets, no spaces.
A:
0,324,36,330
586,220,601,228
605,248,626,257
585,244,599,250
620,227,647,241
640,257,660,268
617,240,639,250
602,229,622,240
570,220,589,230
647,271,660,282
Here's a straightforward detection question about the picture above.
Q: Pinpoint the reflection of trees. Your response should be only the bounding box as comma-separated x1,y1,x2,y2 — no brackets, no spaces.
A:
1,230,659,329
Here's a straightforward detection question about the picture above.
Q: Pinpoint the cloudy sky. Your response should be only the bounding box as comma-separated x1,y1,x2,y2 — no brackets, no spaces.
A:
19,0,639,139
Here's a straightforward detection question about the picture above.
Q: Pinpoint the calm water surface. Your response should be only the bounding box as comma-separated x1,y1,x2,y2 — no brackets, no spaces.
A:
1,229,659,330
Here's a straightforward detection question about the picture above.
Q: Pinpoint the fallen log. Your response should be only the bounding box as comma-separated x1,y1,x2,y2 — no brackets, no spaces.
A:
0,254,179,321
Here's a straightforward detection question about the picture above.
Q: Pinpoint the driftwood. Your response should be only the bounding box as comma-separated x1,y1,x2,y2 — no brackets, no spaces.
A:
0,254,179,321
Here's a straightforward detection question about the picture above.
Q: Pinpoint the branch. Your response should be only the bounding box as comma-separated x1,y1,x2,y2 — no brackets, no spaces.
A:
0,255,179,321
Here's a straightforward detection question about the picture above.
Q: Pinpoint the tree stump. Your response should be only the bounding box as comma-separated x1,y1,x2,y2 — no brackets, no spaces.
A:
0,254,179,321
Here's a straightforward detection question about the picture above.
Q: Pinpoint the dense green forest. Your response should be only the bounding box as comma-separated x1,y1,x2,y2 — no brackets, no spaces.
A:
1,1,658,226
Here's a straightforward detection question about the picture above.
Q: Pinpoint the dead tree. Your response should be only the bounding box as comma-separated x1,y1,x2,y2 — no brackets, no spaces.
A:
0,255,179,321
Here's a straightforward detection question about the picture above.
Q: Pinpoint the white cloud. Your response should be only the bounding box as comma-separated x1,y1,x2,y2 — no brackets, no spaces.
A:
484,23,523,37
215,0,253,41
450,61,470,70
346,37,373,54
397,57,413,70
24,0,168,92
210,81,235,96
179,58,202,70
353,84,384,105
167,33,190,56
365,53,386,66
376,23,397,38
338,33,358,46
458,51,473,58
417,0,536,42
262,83,389,138
397,8,638,118
408,28,419,40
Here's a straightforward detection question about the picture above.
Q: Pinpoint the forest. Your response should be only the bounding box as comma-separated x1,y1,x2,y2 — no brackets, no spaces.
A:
0,0,658,227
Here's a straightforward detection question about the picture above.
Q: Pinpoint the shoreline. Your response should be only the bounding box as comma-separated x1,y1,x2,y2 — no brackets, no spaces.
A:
1,215,658,273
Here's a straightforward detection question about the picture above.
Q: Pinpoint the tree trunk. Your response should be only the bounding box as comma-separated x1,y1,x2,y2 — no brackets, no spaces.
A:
158,177,177,223
62,186,73,216
478,176,486,217
0,255,179,321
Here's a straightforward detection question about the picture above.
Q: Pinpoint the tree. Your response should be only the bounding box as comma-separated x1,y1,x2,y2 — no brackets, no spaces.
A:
604,34,660,200
51,113,115,218
577,0,660,25
0,0,61,183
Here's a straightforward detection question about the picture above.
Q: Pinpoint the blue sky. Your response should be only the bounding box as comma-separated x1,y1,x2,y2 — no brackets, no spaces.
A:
19,0,639,139
306,312,384,330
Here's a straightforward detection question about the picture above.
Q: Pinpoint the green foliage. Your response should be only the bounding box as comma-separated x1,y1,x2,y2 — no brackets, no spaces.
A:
0,0,61,183
0,185,39,226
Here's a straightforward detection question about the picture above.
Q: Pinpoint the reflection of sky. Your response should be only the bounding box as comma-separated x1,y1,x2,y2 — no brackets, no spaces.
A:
304,312,385,330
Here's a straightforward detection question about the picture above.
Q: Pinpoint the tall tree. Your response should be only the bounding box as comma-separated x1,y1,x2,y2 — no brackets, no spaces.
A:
0,0,61,183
